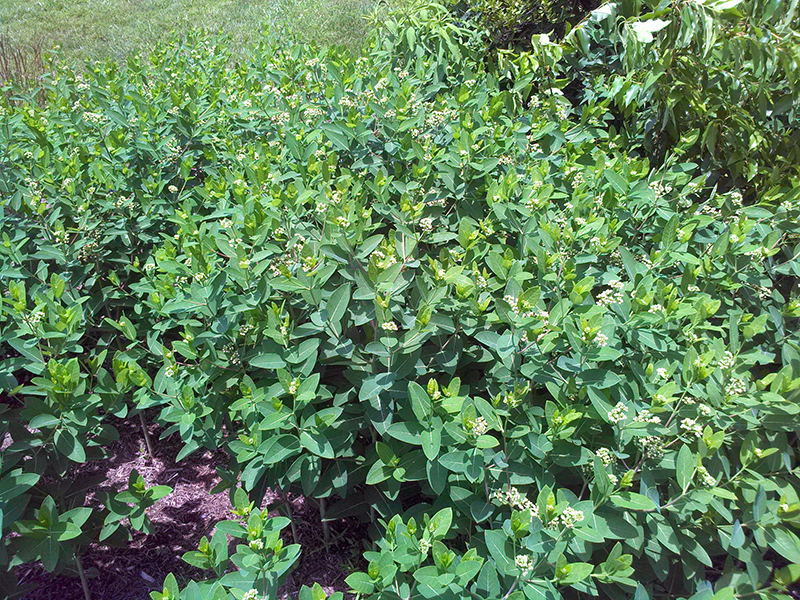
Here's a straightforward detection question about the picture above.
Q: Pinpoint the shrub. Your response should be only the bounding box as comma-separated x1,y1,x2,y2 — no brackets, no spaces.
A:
0,2,798,599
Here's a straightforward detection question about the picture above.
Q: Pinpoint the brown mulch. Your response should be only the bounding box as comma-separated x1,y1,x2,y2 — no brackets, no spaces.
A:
16,414,361,600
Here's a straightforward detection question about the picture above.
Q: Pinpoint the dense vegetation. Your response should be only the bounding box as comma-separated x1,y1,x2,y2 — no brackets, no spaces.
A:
1,0,799,599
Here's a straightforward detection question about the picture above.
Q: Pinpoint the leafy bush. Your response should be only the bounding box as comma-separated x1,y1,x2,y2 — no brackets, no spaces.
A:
560,0,800,189
0,2,799,599
455,0,598,47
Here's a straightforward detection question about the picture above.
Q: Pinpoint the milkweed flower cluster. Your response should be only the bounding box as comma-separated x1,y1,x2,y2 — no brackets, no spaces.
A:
634,409,661,424
597,279,625,306
596,447,616,467
638,436,665,460
467,416,489,436
492,486,538,516
696,465,716,486
680,418,703,439
548,506,584,530
726,378,747,397
608,402,628,424
515,554,533,574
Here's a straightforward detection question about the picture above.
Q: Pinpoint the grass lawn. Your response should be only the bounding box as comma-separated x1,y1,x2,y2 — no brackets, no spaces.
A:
0,0,388,68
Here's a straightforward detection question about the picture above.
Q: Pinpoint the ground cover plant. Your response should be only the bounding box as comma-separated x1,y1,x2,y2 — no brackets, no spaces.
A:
1,0,799,598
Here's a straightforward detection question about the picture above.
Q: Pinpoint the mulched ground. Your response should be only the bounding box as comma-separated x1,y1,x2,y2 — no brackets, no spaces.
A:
16,414,362,600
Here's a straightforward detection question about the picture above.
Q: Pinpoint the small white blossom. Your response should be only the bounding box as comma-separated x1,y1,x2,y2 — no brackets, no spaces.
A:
249,539,264,550
638,436,665,460
718,351,735,370
381,321,398,331
470,417,488,436
560,507,584,528
608,402,628,424
726,378,747,397
696,465,716,486
515,554,533,573
596,448,615,466
680,418,703,439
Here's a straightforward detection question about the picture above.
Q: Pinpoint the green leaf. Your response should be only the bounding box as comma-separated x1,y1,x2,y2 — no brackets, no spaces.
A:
729,519,745,549
610,492,657,511
675,445,694,491
629,18,671,43
249,353,287,369
54,429,86,463
408,381,432,422
558,562,593,585
345,572,375,594
326,284,351,327
421,427,441,460
767,528,800,564
604,169,628,194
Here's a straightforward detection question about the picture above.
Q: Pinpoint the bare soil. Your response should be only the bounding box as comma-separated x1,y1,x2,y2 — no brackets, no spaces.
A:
16,414,361,600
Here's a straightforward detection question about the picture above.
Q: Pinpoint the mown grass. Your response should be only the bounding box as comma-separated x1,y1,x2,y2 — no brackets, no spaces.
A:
0,0,401,77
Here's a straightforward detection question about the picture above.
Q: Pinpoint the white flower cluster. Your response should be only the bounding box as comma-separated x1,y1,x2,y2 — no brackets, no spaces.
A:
638,436,665,460
597,280,624,307
680,418,703,439
656,368,669,380
596,447,616,467
649,303,664,314
419,217,434,233
726,378,747,397
718,351,735,370
288,378,299,395
515,554,533,574
503,295,539,319
165,365,178,378
418,538,431,554
248,539,264,550
468,416,488,436
593,332,608,347
381,321,399,332
371,248,398,270
559,507,585,529
608,402,628,424
24,312,44,326
492,486,538,516
424,107,459,128
242,590,259,600
696,465,716,486
634,409,661,424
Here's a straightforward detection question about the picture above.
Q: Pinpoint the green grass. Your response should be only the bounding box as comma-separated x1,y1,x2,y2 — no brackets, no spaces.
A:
0,0,396,68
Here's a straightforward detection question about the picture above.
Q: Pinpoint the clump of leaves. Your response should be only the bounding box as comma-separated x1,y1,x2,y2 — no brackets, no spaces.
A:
0,1,799,599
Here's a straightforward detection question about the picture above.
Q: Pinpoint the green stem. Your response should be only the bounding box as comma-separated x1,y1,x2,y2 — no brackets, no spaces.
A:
75,553,92,600
139,411,155,458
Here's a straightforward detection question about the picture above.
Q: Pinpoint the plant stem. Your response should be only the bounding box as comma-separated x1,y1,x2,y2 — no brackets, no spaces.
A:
75,553,92,600
139,411,155,458
320,497,331,545
280,489,300,544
